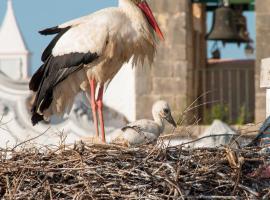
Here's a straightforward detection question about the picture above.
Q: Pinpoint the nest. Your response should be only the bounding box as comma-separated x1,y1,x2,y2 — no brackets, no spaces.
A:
0,143,269,200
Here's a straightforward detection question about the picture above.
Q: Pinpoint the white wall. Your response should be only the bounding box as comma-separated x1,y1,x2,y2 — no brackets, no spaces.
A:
104,60,136,122
0,53,30,80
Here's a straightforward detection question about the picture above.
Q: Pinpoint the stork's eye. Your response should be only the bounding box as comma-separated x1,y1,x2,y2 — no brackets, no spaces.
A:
164,109,169,114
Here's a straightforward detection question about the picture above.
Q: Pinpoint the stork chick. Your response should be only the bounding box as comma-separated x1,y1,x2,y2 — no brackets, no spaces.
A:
109,100,177,146
29,0,164,142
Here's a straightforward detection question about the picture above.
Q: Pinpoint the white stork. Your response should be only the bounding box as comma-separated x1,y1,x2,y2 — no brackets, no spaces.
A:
29,0,164,142
109,100,177,146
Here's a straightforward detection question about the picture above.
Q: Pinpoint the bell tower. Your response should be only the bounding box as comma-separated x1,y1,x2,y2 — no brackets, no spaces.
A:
0,0,30,80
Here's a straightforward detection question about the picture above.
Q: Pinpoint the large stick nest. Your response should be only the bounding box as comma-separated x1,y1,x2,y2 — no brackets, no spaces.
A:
0,143,269,200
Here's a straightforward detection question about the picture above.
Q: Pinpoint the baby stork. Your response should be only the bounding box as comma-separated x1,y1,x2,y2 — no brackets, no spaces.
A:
109,100,177,146
29,0,164,142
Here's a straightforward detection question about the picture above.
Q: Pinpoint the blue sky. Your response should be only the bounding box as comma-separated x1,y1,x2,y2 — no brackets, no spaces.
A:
0,0,255,74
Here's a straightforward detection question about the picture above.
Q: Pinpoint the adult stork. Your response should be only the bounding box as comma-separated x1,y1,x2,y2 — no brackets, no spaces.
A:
29,0,164,142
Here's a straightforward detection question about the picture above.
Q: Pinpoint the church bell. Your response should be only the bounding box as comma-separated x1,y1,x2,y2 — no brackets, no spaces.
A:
207,6,245,43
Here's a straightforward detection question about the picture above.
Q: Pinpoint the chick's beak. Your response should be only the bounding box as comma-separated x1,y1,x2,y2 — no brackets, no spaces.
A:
165,114,177,128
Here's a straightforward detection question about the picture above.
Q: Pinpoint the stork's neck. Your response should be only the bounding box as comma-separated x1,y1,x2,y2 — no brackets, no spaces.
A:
153,112,165,133
119,0,147,26
119,0,137,10
118,0,156,65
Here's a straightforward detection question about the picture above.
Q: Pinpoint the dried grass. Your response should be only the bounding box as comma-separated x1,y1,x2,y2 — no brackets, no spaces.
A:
0,141,269,200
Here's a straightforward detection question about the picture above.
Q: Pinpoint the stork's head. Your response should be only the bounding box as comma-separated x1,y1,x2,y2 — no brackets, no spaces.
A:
152,100,177,127
131,0,164,40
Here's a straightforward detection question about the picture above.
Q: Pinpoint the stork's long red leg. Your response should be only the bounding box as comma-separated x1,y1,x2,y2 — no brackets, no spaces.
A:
89,79,99,137
97,85,106,142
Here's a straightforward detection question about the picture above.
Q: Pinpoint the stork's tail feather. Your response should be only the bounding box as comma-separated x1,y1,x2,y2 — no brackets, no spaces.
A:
31,112,44,126
31,93,53,125
30,68,89,125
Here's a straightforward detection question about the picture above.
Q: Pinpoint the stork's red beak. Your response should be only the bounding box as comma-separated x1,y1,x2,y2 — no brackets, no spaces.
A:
138,1,164,41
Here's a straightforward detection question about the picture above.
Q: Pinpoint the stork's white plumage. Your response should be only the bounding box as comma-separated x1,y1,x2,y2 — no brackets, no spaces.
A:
30,0,164,142
109,100,176,146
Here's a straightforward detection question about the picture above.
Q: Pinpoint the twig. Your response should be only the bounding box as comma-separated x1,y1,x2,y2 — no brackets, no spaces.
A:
12,127,51,151
176,134,240,147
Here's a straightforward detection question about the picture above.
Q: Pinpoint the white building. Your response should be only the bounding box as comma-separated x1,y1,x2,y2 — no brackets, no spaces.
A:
0,0,30,80
0,0,137,147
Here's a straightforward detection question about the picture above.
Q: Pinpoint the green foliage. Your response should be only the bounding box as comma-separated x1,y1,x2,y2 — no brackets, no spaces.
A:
203,104,230,125
236,105,250,125
203,104,251,125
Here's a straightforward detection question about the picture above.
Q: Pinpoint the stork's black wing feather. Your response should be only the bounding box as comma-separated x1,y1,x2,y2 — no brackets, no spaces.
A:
31,52,99,125
39,26,63,35
29,64,45,92
41,26,71,62
30,26,71,92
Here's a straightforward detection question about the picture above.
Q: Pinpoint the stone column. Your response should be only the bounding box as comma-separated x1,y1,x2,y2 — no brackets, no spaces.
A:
255,1,270,122
135,0,194,119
